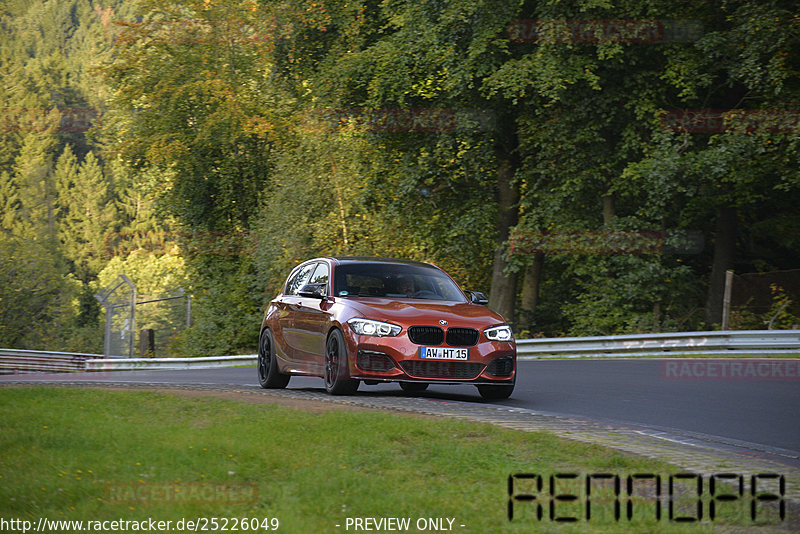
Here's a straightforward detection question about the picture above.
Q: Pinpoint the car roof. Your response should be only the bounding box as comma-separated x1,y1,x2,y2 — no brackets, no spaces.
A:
325,256,439,268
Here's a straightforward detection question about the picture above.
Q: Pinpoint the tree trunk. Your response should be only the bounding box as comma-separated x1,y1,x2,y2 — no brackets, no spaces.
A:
706,206,737,325
602,193,615,226
488,158,520,323
652,301,661,332
521,253,544,312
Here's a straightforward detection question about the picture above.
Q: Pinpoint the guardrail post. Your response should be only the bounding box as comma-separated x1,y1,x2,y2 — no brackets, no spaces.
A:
140,329,155,358
722,270,734,330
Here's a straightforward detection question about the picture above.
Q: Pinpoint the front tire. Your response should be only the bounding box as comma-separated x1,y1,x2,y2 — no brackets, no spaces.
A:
477,383,514,400
258,328,290,389
324,329,359,395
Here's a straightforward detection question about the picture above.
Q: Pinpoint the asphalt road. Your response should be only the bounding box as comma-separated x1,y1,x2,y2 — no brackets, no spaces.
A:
4,359,799,463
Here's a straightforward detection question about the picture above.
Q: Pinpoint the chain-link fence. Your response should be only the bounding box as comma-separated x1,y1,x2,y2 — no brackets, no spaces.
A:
136,291,191,357
96,276,191,358
95,275,136,358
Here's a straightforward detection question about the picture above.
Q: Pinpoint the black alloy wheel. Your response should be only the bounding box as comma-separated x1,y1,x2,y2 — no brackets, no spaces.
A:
258,328,290,389
324,329,359,395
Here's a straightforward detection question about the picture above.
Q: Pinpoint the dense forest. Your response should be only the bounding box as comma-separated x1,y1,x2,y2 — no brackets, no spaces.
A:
1,0,799,355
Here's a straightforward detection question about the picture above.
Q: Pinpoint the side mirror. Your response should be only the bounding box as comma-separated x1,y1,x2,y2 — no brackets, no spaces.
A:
298,283,326,299
467,291,489,305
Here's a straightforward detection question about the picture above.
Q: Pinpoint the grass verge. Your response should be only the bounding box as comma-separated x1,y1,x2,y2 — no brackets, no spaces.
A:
0,387,788,533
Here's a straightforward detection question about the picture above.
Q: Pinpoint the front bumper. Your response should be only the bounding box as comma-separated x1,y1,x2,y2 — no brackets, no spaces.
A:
344,327,516,384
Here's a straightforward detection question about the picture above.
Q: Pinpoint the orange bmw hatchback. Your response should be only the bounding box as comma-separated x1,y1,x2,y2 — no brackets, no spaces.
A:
258,257,516,399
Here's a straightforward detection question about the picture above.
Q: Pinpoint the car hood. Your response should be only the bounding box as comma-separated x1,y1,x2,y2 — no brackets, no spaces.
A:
341,297,508,328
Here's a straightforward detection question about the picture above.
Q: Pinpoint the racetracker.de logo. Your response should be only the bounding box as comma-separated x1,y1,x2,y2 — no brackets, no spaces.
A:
660,359,800,381
301,108,495,133
1,108,99,133
661,109,800,134
508,19,702,43
104,482,258,506
507,229,704,256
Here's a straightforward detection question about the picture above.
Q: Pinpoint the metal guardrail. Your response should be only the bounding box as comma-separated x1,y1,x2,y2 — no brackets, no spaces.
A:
1,330,798,374
515,330,800,359
0,348,105,374
84,354,256,372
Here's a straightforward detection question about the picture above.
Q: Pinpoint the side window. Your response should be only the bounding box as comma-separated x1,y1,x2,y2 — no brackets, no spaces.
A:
285,263,317,296
309,263,329,296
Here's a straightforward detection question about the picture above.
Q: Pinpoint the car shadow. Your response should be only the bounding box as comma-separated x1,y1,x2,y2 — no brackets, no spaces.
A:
286,385,505,404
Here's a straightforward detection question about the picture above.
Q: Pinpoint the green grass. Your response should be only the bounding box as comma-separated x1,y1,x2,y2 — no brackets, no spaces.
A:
0,387,785,533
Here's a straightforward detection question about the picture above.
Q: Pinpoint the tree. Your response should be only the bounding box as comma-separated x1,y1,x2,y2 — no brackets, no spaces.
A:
0,236,68,348
0,170,20,230
105,0,286,232
485,0,800,333
56,149,118,282
265,0,527,319
623,0,800,325
103,0,291,352
94,0,800,343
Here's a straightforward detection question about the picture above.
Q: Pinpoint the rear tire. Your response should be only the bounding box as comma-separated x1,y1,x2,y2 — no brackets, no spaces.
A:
477,383,514,400
258,329,290,389
324,329,359,395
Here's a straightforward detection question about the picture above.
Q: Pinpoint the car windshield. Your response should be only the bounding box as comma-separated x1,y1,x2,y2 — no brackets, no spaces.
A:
333,262,467,302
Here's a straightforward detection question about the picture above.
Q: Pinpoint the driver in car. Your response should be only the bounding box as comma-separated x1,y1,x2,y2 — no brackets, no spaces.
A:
395,276,416,297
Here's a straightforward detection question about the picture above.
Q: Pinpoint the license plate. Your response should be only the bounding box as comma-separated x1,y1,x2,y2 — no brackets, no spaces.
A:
419,347,469,360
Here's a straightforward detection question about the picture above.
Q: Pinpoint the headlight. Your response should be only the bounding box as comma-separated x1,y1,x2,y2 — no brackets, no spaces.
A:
484,325,513,342
348,318,401,337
